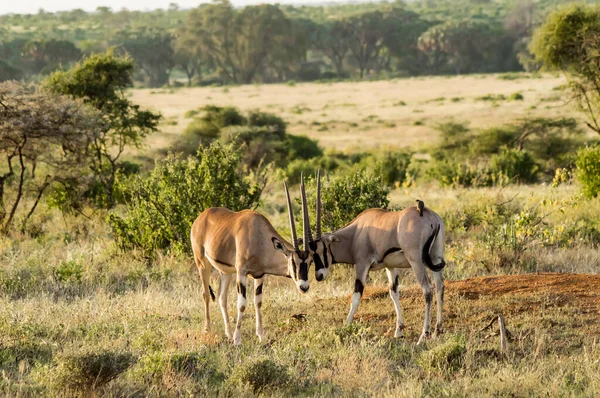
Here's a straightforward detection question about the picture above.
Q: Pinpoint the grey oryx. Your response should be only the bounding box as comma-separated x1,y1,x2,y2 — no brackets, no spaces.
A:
308,171,446,344
190,182,314,346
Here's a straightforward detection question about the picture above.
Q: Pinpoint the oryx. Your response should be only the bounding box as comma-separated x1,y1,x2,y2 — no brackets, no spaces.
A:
190,181,314,346
308,171,446,344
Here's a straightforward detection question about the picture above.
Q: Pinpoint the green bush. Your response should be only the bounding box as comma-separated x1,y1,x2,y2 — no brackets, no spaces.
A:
228,358,289,393
418,334,466,376
107,143,263,254
247,109,287,133
576,146,600,198
220,125,288,169
307,171,390,231
360,150,412,187
427,160,502,188
508,92,524,101
489,148,539,183
286,134,323,161
53,351,134,392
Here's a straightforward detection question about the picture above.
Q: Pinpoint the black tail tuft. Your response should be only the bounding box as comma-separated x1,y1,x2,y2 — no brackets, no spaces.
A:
209,285,216,301
422,224,445,272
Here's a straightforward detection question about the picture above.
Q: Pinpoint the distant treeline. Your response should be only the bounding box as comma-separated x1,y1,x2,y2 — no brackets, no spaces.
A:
0,0,596,86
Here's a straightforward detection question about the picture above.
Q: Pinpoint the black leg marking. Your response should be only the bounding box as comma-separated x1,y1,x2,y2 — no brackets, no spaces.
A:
380,247,402,263
238,283,246,298
354,279,364,295
255,284,263,296
390,275,399,292
424,290,433,304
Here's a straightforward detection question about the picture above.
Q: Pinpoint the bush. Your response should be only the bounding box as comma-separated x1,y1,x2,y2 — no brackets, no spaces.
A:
307,171,390,231
220,125,288,169
228,358,289,393
489,148,539,183
183,105,246,142
418,335,466,376
360,150,412,187
286,134,323,161
427,160,502,188
107,143,263,254
576,146,600,198
508,92,524,101
247,109,287,133
53,351,134,392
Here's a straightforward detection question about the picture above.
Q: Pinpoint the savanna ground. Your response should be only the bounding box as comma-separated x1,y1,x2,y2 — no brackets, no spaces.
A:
1,74,600,396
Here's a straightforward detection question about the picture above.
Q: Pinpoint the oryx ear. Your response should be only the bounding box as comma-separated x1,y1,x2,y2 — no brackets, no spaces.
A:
272,237,289,254
325,235,340,243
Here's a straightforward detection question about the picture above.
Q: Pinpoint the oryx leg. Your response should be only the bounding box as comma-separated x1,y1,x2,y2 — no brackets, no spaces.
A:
218,273,233,339
433,270,445,337
233,272,248,346
254,277,265,342
346,264,370,324
386,268,405,338
193,250,213,332
412,261,433,345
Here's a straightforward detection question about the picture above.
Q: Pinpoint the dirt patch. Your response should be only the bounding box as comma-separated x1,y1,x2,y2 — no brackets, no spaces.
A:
354,273,600,340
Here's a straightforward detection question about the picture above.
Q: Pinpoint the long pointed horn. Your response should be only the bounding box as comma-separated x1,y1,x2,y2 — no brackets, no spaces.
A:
300,172,313,247
284,181,299,250
315,169,322,240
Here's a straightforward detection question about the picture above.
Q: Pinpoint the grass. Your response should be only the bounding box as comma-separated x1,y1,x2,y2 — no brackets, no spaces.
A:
130,73,579,152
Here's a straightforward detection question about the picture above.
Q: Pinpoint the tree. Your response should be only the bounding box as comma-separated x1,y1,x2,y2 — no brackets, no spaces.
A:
0,82,101,233
383,7,431,75
45,51,161,208
21,39,82,76
314,20,352,77
531,5,600,136
173,35,203,86
346,11,387,78
122,30,174,87
505,0,539,71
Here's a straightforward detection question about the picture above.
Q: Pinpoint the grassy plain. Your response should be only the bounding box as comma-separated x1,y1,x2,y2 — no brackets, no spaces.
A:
1,73,599,396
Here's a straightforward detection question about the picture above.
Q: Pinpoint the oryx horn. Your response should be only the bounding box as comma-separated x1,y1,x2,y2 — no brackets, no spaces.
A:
315,169,322,240
300,172,313,247
284,180,299,250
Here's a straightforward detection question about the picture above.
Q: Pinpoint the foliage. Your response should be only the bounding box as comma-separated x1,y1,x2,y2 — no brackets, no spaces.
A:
576,146,600,198
53,351,134,392
107,143,263,254
0,81,101,233
228,358,289,393
306,171,390,231
531,5,600,135
489,148,539,184
418,334,467,376
121,30,175,88
45,51,160,208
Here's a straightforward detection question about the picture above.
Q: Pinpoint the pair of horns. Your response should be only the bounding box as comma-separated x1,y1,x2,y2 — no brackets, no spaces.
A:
284,171,322,250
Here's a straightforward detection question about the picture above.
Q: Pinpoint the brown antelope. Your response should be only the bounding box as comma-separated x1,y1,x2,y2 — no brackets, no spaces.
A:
190,181,314,345
308,171,446,344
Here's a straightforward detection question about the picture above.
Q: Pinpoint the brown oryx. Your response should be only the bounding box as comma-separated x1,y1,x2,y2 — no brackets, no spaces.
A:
308,171,446,344
190,182,314,346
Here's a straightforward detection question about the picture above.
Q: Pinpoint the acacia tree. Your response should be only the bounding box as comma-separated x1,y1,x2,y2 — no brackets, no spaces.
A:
314,20,352,77
346,11,387,78
0,82,101,233
122,30,175,87
531,5,600,135
45,51,160,208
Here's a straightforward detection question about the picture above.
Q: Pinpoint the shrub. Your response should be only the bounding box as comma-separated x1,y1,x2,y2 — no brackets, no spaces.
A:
55,260,84,283
360,150,413,187
576,146,600,198
489,148,539,183
508,92,524,101
107,143,263,254
307,171,390,231
418,334,466,376
220,125,288,169
228,358,289,393
286,134,323,161
53,351,134,392
427,160,502,188
247,110,287,133
183,105,246,142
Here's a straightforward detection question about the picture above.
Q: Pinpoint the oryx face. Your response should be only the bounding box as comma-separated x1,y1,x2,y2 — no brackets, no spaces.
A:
311,235,339,281
289,249,312,293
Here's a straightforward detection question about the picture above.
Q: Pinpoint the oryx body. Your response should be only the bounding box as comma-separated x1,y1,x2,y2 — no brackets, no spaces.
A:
308,173,446,344
190,183,313,346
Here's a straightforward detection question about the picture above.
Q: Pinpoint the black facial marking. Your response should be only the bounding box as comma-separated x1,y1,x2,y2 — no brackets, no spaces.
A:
390,275,399,292
255,284,263,296
291,258,297,278
354,279,364,295
380,247,402,263
299,261,309,281
322,243,329,268
238,283,246,298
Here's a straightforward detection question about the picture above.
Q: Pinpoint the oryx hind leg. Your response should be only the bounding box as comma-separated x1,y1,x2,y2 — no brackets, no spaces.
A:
233,271,248,346
386,268,405,338
410,260,433,345
193,248,213,332
218,273,233,339
346,264,370,325
254,277,265,342
433,270,444,337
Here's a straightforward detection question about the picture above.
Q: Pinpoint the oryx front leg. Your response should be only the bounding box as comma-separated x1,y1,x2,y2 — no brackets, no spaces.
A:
198,263,212,333
218,273,233,339
433,271,445,337
386,268,405,338
346,265,369,325
254,277,264,343
233,273,247,346
413,263,433,345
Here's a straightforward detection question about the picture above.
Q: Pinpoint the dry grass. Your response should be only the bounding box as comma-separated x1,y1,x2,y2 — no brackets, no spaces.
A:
130,73,579,152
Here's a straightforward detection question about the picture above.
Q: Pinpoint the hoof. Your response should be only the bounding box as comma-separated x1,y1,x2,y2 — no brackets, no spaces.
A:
233,331,242,346
433,328,444,338
394,326,405,338
416,332,430,345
